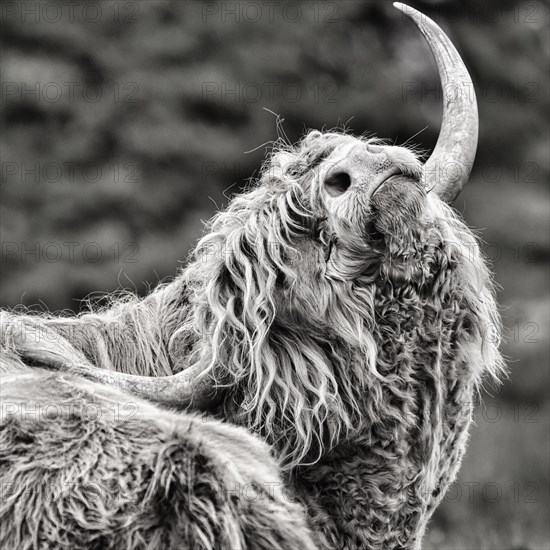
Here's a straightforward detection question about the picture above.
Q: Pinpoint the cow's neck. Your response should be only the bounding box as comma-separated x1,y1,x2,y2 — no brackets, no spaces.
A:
290,281,477,549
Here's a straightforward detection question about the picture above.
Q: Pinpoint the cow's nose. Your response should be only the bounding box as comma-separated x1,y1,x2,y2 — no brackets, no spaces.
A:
323,142,394,198
365,143,385,155
324,171,352,197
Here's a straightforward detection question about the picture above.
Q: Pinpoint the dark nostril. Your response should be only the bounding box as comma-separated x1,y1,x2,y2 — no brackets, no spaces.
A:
324,171,352,197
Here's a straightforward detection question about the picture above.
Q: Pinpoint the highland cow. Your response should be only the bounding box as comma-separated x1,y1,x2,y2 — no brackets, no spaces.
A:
0,4,503,550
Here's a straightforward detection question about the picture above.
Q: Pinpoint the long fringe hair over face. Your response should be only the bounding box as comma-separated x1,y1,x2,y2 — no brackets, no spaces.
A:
174,130,504,470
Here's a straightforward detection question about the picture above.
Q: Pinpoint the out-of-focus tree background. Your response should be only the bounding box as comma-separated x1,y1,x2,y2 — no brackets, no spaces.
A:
1,1,548,547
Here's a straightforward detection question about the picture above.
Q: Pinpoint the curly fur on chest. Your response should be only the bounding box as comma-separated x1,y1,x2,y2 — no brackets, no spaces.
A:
292,277,479,550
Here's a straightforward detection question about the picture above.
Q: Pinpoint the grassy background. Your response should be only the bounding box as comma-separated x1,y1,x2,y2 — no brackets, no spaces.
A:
1,1,548,547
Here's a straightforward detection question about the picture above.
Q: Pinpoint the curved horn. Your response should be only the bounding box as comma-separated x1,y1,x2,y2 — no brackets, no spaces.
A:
55,361,219,410
1,313,219,409
394,3,479,202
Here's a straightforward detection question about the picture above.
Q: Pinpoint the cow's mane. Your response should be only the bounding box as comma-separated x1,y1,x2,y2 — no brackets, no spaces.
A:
1,131,504,473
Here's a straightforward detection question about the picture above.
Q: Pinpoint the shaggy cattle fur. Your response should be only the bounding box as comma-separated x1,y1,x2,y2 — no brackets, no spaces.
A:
0,131,504,549
0,365,316,550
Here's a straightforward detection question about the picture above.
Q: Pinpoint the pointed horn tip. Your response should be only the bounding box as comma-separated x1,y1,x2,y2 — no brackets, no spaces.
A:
393,3,413,14
393,3,424,23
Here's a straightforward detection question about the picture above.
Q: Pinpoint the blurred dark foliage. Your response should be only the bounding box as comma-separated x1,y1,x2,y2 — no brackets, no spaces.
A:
1,1,548,548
